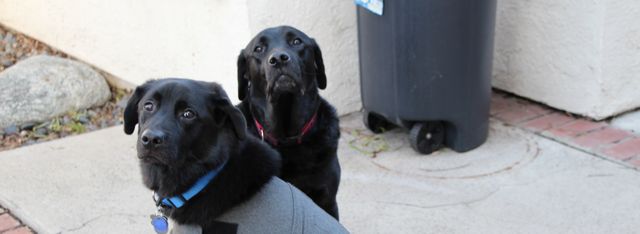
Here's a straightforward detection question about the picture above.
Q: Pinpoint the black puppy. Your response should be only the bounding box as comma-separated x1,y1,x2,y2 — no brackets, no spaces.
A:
123,78,282,232
236,26,341,219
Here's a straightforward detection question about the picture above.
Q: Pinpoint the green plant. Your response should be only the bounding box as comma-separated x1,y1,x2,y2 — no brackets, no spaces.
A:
49,118,62,133
69,122,85,134
114,88,128,102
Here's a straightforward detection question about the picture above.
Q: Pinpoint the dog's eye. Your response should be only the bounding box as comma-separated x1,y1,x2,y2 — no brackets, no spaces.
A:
253,46,264,53
291,38,302,45
143,102,154,112
182,110,196,119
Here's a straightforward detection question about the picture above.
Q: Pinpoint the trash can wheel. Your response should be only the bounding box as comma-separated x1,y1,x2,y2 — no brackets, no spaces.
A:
363,111,394,133
409,122,445,154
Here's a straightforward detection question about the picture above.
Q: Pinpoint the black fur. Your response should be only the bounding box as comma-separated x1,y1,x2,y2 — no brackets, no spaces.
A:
236,26,341,219
123,78,281,231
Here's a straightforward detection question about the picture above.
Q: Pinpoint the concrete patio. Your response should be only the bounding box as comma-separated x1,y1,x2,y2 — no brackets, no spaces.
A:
0,112,639,233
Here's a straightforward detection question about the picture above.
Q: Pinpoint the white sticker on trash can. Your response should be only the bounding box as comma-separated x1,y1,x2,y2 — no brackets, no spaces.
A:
355,0,383,16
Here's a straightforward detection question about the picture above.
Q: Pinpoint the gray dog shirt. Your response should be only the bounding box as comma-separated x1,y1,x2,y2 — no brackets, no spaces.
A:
169,177,348,234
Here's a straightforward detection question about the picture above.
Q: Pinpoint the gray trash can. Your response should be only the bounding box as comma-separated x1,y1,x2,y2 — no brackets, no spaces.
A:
356,0,497,154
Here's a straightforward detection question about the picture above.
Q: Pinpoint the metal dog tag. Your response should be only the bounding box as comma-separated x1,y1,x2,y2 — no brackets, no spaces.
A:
150,214,168,234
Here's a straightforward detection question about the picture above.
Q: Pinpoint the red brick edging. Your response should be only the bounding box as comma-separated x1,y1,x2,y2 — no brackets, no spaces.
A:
491,90,640,169
0,207,34,234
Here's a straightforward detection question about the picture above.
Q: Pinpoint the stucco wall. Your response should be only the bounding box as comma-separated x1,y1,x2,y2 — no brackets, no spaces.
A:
0,0,361,115
600,0,640,118
1,1,638,119
0,0,251,103
493,0,640,120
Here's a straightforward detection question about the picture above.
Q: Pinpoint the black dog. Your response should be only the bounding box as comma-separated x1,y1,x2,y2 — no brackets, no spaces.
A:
124,78,280,231
236,26,341,219
124,79,348,233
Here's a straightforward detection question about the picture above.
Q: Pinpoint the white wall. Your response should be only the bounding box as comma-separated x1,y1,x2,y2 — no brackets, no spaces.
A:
600,0,640,118
0,0,361,115
0,0,251,103
2,0,639,119
493,0,640,120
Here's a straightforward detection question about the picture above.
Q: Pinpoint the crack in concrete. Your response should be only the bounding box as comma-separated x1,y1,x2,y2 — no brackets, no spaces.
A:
367,139,542,180
377,189,501,210
58,213,141,233
420,163,472,172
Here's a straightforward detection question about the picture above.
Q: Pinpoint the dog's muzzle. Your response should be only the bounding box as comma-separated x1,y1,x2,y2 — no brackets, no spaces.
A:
273,75,299,93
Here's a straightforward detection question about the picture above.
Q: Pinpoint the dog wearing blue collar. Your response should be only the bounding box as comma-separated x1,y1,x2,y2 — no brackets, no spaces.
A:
124,78,347,233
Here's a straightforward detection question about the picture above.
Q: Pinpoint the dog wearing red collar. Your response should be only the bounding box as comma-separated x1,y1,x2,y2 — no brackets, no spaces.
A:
236,26,341,219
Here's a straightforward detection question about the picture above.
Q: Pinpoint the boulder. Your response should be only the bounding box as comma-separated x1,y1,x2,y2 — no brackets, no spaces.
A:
0,55,110,129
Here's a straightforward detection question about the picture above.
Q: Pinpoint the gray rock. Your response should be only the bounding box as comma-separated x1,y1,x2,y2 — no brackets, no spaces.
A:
87,110,98,118
20,122,36,131
77,115,90,124
35,127,48,136
0,56,12,67
0,55,111,129
4,32,14,44
3,125,18,135
3,33,14,53
62,116,72,125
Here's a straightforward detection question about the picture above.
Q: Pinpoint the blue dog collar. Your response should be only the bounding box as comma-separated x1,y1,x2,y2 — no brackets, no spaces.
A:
149,160,228,233
154,160,228,209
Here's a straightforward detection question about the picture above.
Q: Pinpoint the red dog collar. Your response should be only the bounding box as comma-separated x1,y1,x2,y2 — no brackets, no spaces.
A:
253,111,318,146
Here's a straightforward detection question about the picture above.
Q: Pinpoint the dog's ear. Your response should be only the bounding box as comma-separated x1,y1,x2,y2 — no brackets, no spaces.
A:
209,85,247,140
237,50,249,100
123,80,155,135
310,39,327,90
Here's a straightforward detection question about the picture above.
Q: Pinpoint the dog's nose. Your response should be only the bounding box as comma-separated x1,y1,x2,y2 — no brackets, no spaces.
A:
140,129,165,147
268,52,290,66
